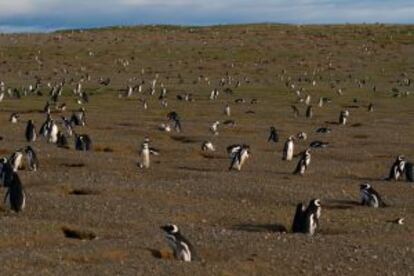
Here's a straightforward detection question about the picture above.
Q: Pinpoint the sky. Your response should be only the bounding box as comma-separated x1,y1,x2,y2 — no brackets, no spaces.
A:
0,0,413,33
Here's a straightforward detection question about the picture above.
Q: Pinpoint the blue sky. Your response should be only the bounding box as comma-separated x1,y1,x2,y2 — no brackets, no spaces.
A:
0,0,413,33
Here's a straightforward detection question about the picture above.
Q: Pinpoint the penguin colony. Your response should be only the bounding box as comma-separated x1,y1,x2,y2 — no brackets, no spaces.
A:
0,26,412,270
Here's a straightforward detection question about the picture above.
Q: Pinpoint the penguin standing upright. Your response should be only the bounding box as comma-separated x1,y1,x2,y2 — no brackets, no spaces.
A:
4,171,26,212
306,105,313,119
161,224,196,262
210,121,220,136
387,155,406,181
48,120,59,143
292,199,321,235
360,183,385,208
9,150,24,172
268,127,279,143
339,110,349,125
282,136,294,161
406,162,414,182
24,146,39,171
138,139,150,169
228,144,250,171
25,120,37,142
224,104,231,116
57,131,69,149
75,134,92,151
293,149,311,175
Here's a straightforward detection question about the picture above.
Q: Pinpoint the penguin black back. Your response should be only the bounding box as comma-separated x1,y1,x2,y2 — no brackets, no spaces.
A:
5,172,26,212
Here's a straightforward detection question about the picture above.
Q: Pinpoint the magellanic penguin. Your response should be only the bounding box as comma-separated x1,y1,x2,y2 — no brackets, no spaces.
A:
24,146,39,171
339,110,349,125
282,136,294,161
360,183,385,208
61,116,73,136
4,170,26,212
71,108,86,126
228,144,250,171
224,104,231,116
25,120,37,142
48,120,59,143
306,105,313,119
9,113,19,124
293,148,311,175
75,134,92,151
201,141,215,152
406,162,413,182
292,199,321,235
138,139,150,169
161,224,197,262
210,121,220,136
268,127,279,143
387,155,406,181
167,112,182,133
9,150,24,172
291,105,300,117
296,132,307,141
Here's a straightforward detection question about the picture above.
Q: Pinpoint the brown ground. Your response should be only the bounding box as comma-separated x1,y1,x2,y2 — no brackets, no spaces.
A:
0,24,413,275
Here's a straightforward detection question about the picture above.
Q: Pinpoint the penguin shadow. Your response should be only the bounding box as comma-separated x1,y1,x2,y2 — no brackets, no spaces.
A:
325,121,339,125
200,153,227,160
170,136,200,144
232,223,287,233
323,199,361,210
145,247,173,260
60,162,86,168
350,123,363,127
61,226,97,240
177,166,217,172
68,188,100,196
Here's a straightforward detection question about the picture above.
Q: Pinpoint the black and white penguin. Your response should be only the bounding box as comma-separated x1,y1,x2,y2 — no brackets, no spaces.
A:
282,136,294,161
387,155,406,181
368,103,374,112
224,104,231,116
360,183,385,208
71,108,86,126
293,148,311,175
201,141,215,152
292,199,321,235
228,144,250,171
309,141,329,149
291,105,300,117
24,146,39,171
160,224,196,262
61,116,73,136
25,120,37,142
39,114,52,137
9,150,24,172
167,111,181,133
268,127,279,143
57,131,69,149
339,110,349,125
296,132,307,141
138,139,150,169
210,88,219,100
0,158,12,186
306,105,313,119
75,134,92,151
4,171,26,212
9,113,19,124
210,121,220,136
48,120,59,143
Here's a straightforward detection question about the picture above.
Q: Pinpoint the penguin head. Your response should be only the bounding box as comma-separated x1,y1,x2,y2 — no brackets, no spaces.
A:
270,126,276,131
161,224,179,234
309,198,321,208
397,155,405,161
360,183,371,190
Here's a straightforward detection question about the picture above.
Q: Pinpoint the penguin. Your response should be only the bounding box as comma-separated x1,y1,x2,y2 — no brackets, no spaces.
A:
267,127,279,143
9,150,24,172
210,89,219,100
296,132,307,141
292,199,321,235
293,148,311,175
75,134,92,151
43,101,51,114
159,123,172,132
57,131,69,149
201,141,215,152
39,114,52,137
24,146,39,171
167,112,181,133
306,105,313,118
309,141,329,148
61,116,73,136
0,158,12,186
9,113,19,124
282,136,294,161
210,121,220,136
405,162,413,182
71,108,86,126
318,97,324,107
25,120,37,142
138,139,150,169
316,127,331,134
4,171,26,212
224,104,231,116
387,155,406,181
368,103,374,112
305,95,311,105
48,120,59,143
229,144,250,171
161,224,196,262
339,110,349,125
360,183,385,208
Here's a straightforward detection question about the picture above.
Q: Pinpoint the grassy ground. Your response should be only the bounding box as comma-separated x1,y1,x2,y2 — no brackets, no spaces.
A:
0,24,413,275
